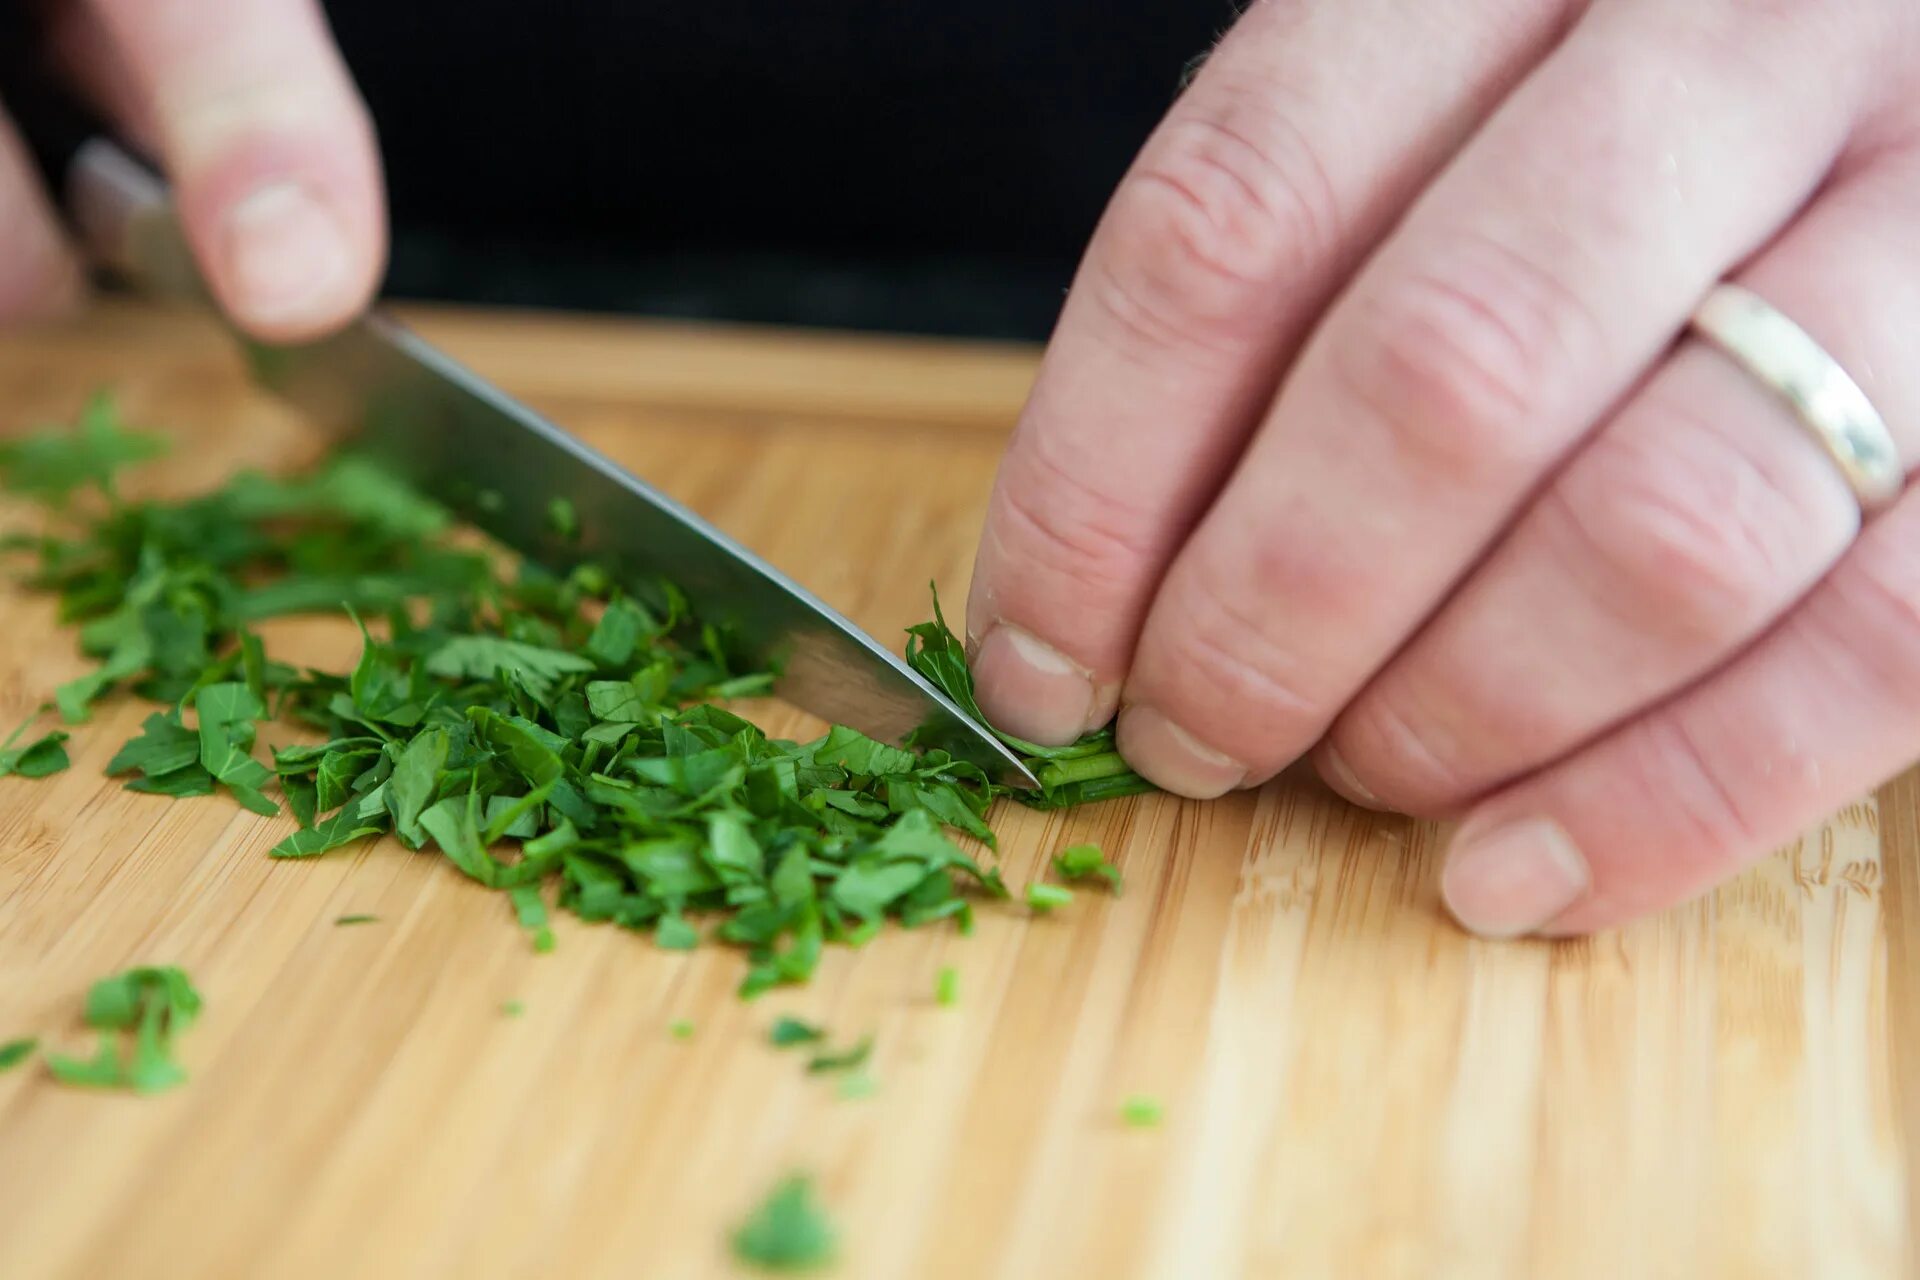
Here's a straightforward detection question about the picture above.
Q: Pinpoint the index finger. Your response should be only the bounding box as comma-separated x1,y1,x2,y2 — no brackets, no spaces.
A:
81,0,385,341
963,0,1570,744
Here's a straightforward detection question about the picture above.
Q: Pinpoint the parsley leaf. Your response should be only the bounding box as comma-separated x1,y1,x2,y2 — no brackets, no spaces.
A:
0,713,69,779
732,1175,836,1273
195,683,278,815
44,965,202,1094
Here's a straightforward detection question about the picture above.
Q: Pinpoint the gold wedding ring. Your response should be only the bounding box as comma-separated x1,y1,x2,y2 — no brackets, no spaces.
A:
1690,283,1903,514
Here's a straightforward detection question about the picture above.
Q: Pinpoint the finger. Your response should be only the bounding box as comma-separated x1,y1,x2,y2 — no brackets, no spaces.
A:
1324,145,1920,814
42,0,157,149
83,0,385,341
962,0,1575,744
1439,452,1920,936
0,103,84,319
1116,0,1881,796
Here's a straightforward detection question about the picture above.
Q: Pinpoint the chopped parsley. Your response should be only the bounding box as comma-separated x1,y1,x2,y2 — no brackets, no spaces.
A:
805,1036,872,1075
669,1018,695,1040
2,397,1145,1015
769,1016,825,1048
835,1071,877,1100
0,1037,37,1072
44,965,202,1094
935,965,958,1006
1025,883,1072,914
1053,843,1123,894
732,1175,836,1273
904,588,1155,810
501,999,526,1018
1120,1095,1164,1127
546,496,580,542
0,712,69,780
334,913,380,926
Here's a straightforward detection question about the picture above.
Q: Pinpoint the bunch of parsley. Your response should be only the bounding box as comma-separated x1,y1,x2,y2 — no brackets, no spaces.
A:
1,396,1146,996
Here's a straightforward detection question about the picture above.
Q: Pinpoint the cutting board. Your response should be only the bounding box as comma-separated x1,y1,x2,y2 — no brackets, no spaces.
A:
0,302,1910,1280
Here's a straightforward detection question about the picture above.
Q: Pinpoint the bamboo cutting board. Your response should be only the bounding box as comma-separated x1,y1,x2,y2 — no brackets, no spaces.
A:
0,302,1911,1280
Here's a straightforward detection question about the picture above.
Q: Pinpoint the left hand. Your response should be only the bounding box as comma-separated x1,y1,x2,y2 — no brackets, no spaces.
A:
962,0,1920,937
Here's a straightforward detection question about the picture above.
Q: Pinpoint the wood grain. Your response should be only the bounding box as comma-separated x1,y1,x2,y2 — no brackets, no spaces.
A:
0,301,1908,1279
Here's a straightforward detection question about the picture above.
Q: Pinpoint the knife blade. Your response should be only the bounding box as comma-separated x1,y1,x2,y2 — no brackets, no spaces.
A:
40,131,1039,788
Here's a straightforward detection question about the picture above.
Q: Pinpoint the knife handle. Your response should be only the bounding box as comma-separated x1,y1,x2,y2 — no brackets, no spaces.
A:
0,26,205,302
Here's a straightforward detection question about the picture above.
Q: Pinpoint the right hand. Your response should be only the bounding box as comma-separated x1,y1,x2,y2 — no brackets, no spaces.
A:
4,0,385,341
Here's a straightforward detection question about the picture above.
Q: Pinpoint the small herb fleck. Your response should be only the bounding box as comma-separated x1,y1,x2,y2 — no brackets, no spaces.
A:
769,1016,826,1048
501,999,525,1018
1052,843,1123,895
836,1071,877,1101
670,1018,695,1040
936,966,958,1007
0,1037,37,1072
1026,883,1072,914
806,1036,873,1076
732,1174,836,1273
334,913,379,926
547,496,580,541
1120,1095,1164,1128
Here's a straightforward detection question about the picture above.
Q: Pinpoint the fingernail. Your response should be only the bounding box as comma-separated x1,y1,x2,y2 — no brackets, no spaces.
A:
971,624,1097,746
1116,705,1245,799
223,182,352,331
1441,817,1588,938
1316,744,1384,810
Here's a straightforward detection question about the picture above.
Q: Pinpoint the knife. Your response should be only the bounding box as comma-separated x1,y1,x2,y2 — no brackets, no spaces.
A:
7,71,1039,789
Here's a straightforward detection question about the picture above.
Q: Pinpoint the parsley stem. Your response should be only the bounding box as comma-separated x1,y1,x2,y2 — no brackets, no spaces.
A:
1034,752,1136,790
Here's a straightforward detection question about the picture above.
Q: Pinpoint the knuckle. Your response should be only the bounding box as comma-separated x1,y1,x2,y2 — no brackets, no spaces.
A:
1145,561,1325,739
1623,715,1761,855
1091,97,1338,353
1334,235,1595,482
1335,693,1477,811
990,434,1165,604
1808,533,1920,701
1549,421,1822,639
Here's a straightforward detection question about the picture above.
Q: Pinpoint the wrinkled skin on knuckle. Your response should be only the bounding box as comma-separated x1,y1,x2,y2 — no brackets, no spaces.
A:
1546,431,1812,644
1329,687,1478,816
1090,99,1337,355
1132,562,1331,767
978,434,1166,636
1611,714,1761,884
1803,534,1920,705
1332,237,1594,485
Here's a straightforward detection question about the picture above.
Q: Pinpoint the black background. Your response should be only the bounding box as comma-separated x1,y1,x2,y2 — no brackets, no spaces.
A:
322,2,1237,339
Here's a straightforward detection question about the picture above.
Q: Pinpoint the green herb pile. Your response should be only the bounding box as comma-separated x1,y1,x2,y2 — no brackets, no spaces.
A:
0,396,1148,999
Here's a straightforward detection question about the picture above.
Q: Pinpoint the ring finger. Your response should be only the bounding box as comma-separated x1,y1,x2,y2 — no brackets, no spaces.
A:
1324,141,1920,815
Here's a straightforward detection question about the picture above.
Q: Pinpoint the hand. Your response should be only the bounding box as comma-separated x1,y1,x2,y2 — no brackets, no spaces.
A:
965,0,1920,937
2,0,384,340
